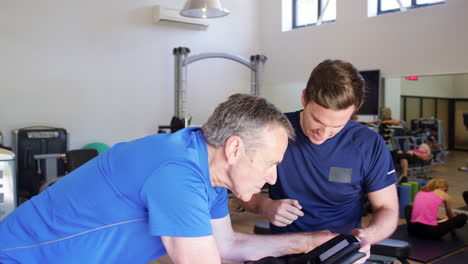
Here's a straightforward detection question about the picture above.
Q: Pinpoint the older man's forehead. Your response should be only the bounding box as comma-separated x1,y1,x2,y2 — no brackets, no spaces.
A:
257,127,288,161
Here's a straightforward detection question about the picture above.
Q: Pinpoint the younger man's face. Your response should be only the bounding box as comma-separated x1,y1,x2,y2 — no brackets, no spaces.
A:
300,91,355,145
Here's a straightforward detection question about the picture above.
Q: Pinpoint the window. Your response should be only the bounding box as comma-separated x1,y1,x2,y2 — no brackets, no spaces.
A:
378,0,444,14
292,0,336,28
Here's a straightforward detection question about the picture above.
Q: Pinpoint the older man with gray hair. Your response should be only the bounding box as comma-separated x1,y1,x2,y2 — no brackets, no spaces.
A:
0,93,336,264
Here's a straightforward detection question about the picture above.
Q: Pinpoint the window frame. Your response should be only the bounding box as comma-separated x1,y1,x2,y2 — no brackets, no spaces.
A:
377,0,445,15
292,0,336,29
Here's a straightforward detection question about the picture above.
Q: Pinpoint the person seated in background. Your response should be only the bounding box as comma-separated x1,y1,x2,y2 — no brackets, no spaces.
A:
356,107,403,127
426,135,446,165
353,107,404,150
378,107,404,126
408,179,467,240
458,112,468,171
377,108,405,150
392,142,432,183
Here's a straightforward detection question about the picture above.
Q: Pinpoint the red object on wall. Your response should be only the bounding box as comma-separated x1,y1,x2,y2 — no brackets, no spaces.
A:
406,76,419,80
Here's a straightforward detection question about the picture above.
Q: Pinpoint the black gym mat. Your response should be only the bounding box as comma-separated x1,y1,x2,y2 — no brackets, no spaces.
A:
432,248,468,264
454,206,468,215
389,224,468,263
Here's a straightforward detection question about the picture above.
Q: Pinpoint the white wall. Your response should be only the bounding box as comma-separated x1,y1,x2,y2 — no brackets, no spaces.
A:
384,78,402,120
259,0,468,114
384,73,468,120
453,74,468,98
0,0,259,149
401,75,455,98
2,0,466,149
390,73,468,98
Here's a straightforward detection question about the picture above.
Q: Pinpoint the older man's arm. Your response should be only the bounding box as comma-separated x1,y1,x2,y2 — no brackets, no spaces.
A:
211,214,336,263
161,236,222,264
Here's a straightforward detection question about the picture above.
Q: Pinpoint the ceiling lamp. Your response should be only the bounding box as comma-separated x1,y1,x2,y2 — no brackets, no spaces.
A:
180,0,229,19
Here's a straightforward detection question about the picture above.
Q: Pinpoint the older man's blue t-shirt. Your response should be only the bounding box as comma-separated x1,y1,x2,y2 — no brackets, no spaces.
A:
0,128,228,264
269,111,397,234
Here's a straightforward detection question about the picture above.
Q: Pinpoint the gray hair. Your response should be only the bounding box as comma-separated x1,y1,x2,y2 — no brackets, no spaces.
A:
202,93,295,152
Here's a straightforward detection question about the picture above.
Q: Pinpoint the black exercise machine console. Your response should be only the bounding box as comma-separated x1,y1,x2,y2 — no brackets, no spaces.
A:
293,234,365,264
246,234,365,264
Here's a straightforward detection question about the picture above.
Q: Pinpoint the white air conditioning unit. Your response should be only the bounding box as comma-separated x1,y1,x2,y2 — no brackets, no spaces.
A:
153,5,209,30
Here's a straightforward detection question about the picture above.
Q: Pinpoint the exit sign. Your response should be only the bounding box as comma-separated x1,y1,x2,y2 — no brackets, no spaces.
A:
406,76,419,80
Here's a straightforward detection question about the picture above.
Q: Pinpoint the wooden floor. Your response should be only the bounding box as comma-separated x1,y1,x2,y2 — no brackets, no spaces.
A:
150,151,468,264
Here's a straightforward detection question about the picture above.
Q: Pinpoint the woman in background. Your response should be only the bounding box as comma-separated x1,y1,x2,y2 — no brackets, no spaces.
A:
408,178,467,239
392,142,432,183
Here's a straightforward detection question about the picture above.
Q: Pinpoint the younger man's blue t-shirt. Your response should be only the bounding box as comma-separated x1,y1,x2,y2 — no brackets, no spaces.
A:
0,128,228,264
269,111,397,234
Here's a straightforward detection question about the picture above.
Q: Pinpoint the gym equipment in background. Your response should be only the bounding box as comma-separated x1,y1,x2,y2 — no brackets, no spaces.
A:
0,147,17,221
33,153,66,193
38,149,99,193
293,234,365,264
410,119,445,146
158,47,268,133
398,184,412,218
66,149,99,171
0,131,5,148
12,126,68,203
83,142,110,154
368,238,411,264
459,112,468,171
0,130,11,151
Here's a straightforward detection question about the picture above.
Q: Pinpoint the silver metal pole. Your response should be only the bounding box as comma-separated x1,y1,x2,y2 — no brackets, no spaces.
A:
173,48,182,119
251,56,259,96
250,55,268,96
173,47,191,119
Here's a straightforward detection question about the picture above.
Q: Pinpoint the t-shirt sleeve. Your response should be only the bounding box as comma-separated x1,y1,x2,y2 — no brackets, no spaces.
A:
140,162,213,237
210,187,228,219
363,134,398,193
